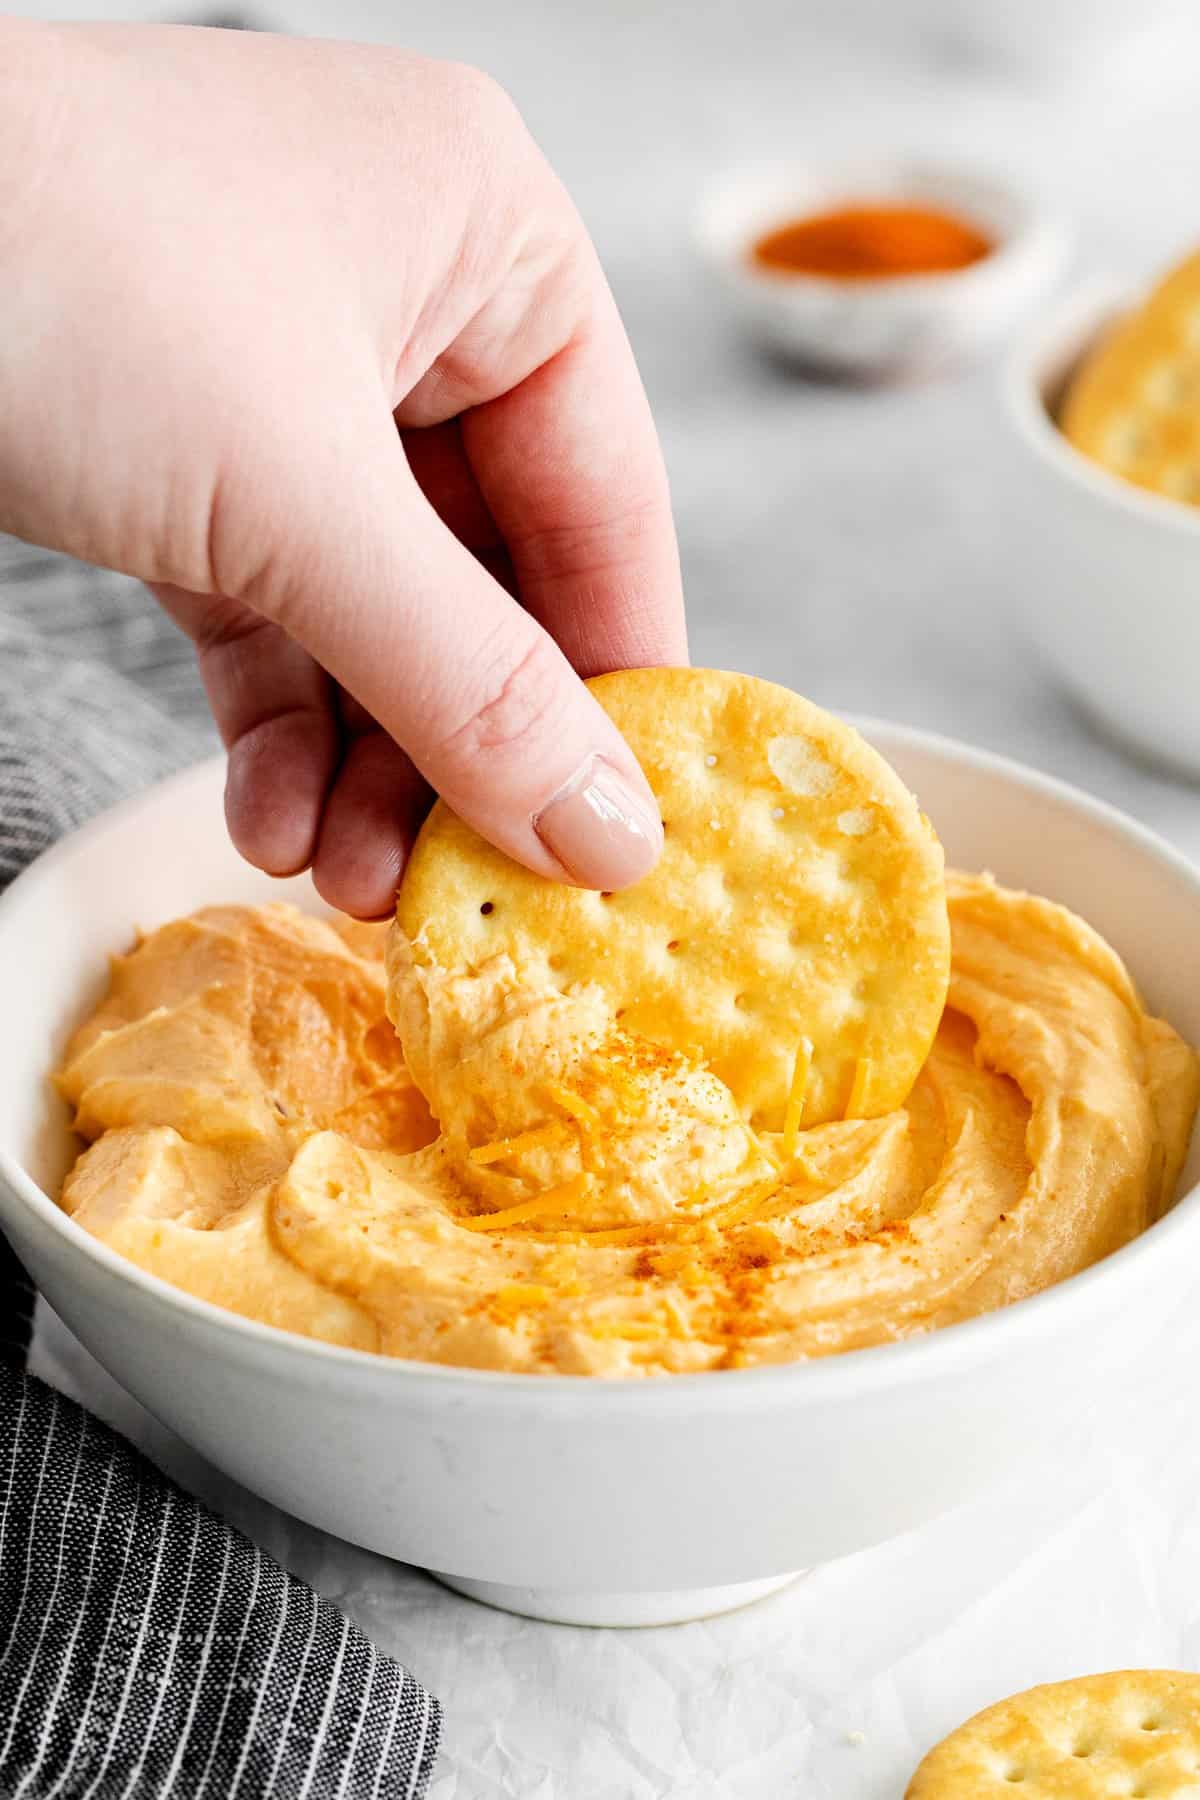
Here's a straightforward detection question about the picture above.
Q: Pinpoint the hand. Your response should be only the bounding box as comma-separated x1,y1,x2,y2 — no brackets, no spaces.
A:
0,21,686,916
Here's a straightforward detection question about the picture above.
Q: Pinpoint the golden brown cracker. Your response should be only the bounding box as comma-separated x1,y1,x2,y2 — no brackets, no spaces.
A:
394,668,950,1130
1061,251,1200,506
906,1670,1200,1797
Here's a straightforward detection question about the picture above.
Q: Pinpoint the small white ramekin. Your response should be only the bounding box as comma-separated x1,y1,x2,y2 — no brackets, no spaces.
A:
1,736,1199,1626
1004,280,1200,776
696,160,1067,377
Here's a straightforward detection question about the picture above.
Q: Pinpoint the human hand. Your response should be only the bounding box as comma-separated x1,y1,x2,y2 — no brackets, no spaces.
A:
0,21,685,915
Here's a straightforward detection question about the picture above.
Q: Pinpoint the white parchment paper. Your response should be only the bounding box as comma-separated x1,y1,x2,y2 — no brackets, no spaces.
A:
30,1299,1200,1799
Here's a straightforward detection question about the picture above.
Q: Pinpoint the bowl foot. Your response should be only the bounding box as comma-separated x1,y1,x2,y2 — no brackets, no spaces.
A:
429,1569,805,1627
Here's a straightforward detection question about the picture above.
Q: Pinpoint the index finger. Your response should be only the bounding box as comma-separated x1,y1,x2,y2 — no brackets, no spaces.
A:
458,265,689,679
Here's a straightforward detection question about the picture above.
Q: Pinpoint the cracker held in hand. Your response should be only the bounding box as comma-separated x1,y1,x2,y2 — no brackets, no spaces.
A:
1061,250,1200,506
906,1670,1200,1797
396,668,950,1131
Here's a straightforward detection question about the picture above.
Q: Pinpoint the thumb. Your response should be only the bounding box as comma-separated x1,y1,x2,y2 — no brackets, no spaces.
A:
250,420,664,891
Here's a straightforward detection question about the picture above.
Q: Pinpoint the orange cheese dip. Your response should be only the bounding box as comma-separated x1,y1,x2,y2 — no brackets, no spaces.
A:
751,202,992,281
54,887,1198,1377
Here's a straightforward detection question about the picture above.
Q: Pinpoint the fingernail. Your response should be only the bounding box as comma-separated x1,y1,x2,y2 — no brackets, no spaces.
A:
534,755,663,889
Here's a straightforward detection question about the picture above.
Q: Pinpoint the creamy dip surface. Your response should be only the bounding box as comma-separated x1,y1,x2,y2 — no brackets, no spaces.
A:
56,884,1199,1376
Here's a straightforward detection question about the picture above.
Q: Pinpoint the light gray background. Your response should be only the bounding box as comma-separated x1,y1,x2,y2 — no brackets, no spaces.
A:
20,3,1200,1794
26,0,1200,844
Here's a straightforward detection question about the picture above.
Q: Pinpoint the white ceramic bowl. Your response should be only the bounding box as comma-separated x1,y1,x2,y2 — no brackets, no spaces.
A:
2,735,1199,1627
697,161,1066,377
865,0,1194,86
1004,281,1200,777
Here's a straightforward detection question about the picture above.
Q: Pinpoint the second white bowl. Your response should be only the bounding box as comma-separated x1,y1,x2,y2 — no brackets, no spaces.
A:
1004,281,1200,777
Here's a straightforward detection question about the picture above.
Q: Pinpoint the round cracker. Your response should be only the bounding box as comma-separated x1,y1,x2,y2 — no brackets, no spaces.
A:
906,1670,1200,1797
1061,251,1200,507
395,668,949,1131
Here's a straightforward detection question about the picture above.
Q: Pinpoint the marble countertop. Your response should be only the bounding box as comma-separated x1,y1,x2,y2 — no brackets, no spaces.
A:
23,2,1200,1792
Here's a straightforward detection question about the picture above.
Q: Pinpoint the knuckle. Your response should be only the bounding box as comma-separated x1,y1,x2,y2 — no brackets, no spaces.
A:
439,60,522,134
190,600,276,659
438,60,548,213
511,495,676,585
437,629,569,764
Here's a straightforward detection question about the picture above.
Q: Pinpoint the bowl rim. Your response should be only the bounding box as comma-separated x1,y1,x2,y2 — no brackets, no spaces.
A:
1003,273,1200,538
3,723,1200,1409
694,156,1063,300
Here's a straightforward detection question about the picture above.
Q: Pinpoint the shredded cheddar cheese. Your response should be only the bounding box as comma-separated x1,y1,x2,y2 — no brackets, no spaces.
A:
493,1174,796,1246
662,1294,690,1335
459,1172,591,1231
782,1037,813,1161
468,1121,568,1165
845,1056,874,1120
710,1174,784,1230
562,1223,652,1246
584,1319,663,1342
489,1283,553,1322
545,1082,602,1130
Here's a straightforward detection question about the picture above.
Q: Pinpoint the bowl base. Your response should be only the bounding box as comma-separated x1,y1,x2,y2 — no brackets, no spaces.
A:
430,1569,805,1627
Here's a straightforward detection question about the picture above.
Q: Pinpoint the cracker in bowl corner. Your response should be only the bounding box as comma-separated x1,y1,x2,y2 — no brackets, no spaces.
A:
57,668,1199,1375
1060,249,1200,507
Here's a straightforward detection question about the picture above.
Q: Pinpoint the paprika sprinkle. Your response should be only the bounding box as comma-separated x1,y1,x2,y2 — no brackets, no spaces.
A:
751,201,992,281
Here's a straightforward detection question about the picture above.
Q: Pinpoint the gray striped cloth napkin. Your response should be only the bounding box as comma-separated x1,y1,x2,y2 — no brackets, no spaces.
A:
0,536,441,1798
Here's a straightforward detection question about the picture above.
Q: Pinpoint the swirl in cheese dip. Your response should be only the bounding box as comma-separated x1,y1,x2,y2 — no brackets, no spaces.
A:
55,878,1198,1376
